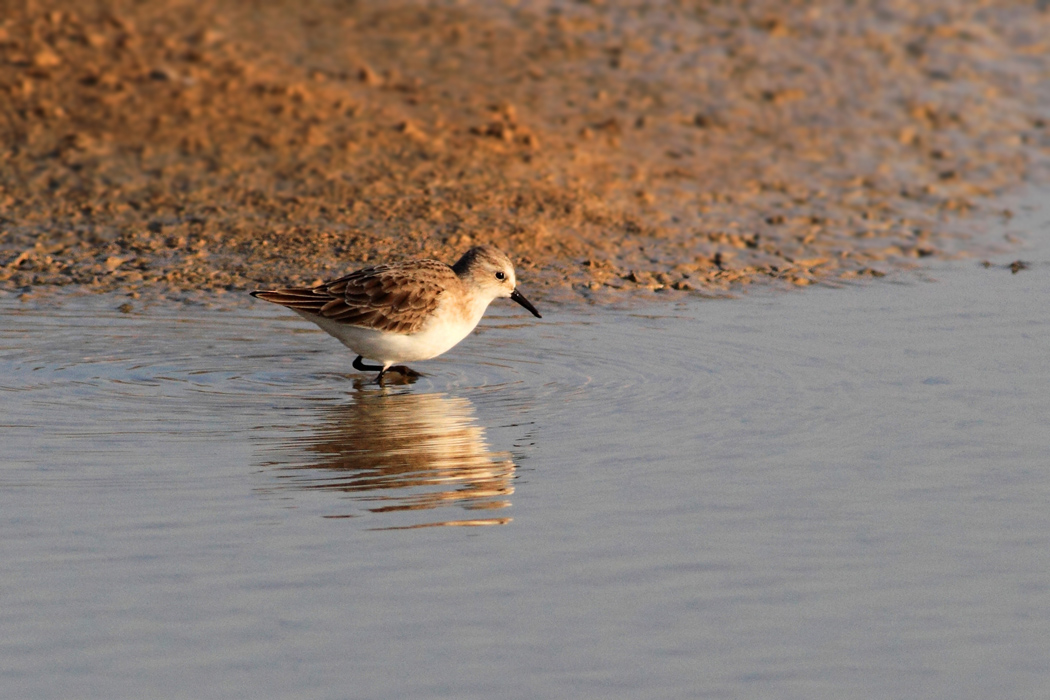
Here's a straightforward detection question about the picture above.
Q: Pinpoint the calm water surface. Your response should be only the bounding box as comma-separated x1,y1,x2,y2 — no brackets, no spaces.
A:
2,211,1049,699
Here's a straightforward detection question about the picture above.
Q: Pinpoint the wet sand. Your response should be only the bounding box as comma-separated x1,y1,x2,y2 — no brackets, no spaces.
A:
2,0,1049,301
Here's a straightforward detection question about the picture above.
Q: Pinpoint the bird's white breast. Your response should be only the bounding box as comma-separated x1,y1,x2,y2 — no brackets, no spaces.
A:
296,291,491,365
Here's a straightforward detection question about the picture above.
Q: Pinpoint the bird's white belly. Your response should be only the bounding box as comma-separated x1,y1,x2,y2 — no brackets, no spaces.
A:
296,307,483,365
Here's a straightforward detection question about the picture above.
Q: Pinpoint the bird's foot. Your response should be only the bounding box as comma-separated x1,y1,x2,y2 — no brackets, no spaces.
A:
386,365,422,378
375,366,421,385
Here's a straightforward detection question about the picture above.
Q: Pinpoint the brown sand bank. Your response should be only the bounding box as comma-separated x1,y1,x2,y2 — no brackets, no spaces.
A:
2,0,1049,302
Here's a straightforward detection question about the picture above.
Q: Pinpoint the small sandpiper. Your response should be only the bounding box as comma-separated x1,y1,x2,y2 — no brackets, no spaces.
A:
251,245,542,380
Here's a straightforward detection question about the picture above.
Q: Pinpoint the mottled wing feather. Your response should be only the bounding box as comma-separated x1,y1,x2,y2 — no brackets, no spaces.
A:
252,259,454,334
248,288,330,315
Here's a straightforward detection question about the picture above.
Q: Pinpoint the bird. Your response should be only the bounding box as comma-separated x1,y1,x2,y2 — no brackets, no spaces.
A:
250,245,542,380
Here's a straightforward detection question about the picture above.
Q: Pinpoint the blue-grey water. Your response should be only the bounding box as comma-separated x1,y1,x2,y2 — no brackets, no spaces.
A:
2,200,1049,699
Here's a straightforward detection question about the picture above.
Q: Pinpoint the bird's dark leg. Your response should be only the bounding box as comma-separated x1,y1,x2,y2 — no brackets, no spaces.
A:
353,355,420,381
353,355,383,373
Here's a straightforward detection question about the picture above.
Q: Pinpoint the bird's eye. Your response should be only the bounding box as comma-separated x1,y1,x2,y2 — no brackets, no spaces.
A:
495,271,506,281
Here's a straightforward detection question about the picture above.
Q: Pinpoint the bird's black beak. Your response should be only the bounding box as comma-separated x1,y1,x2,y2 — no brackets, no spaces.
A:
510,289,542,318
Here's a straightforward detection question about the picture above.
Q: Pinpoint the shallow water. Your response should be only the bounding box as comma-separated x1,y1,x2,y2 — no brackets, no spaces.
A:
3,207,1050,699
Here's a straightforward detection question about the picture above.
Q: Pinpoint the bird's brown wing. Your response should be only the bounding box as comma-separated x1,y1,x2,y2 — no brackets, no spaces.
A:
251,259,454,334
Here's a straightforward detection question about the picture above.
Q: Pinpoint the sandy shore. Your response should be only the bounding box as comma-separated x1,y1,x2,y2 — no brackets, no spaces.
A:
2,0,1049,302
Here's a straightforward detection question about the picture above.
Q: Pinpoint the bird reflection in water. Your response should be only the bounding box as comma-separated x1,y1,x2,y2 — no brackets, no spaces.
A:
265,384,516,528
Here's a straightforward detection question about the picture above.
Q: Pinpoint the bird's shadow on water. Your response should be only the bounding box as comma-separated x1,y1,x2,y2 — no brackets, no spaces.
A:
253,379,517,528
